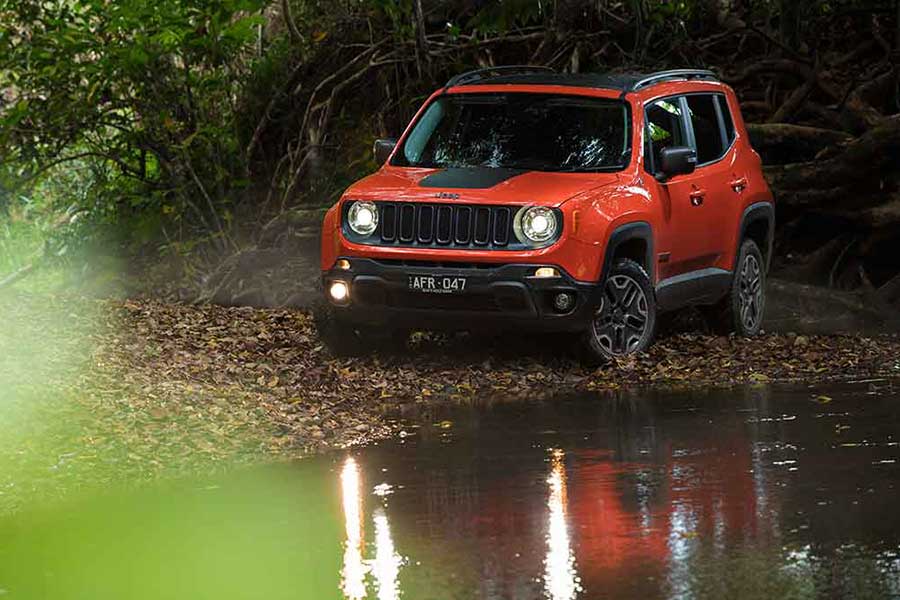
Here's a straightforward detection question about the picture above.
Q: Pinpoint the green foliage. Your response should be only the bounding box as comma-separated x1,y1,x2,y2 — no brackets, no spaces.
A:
468,0,546,33
0,0,891,291
371,0,416,39
645,0,694,26
0,0,267,255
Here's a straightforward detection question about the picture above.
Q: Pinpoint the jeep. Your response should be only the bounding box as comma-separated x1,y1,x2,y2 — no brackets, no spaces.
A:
316,66,774,362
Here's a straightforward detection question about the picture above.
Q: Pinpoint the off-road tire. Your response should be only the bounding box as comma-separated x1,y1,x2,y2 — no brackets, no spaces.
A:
580,258,657,366
312,301,408,357
705,238,766,336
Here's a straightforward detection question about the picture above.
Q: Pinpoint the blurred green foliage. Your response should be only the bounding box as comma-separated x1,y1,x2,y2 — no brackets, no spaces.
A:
0,292,303,512
0,463,343,600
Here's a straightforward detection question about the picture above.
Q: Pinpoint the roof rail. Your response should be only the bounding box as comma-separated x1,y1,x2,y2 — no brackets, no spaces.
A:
445,65,555,88
628,69,718,92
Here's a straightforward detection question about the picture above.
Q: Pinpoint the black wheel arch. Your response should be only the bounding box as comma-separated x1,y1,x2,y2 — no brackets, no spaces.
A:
738,202,775,273
600,221,655,284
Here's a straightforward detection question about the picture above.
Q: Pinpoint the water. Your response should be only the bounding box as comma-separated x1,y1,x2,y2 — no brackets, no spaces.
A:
342,381,900,599
2,381,899,599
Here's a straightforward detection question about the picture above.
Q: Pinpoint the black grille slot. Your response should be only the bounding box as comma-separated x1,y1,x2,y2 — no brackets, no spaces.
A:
399,205,416,242
493,207,511,245
435,206,452,244
473,207,491,245
454,206,472,244
373,202,520,250
417,205,434,243
381,204,397,241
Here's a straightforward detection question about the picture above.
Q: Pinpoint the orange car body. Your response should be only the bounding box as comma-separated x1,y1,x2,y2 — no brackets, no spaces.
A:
320,70,773,332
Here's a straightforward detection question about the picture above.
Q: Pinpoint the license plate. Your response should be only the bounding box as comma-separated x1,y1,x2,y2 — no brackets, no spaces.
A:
408,275,467,294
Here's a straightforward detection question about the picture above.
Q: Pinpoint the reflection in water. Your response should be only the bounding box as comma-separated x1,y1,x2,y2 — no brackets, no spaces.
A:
544,449,582,600
373,508,402,600
341,457,367,600
342,385,900,598
340,456,405,600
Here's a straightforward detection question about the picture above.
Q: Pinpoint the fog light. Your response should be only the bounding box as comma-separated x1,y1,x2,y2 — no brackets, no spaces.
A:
534,267,560,279
553,292,575,312
329,281,349,303
335,259,351,270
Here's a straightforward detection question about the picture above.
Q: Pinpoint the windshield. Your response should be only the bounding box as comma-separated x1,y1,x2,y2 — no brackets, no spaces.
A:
394,93,631,172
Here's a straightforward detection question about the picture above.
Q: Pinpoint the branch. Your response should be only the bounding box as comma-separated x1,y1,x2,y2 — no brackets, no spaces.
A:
12,152,97,185
768,64,818,123
0,263,36,291
183,155,231,250
296,42,386,147
245,61,306,166
281,0,304,45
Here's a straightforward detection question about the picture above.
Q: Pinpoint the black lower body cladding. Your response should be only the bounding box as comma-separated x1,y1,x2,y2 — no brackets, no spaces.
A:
322,258,597,332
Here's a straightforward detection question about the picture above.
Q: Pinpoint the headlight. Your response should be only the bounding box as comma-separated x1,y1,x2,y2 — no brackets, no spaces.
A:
348,201,378,236
515,206,559,246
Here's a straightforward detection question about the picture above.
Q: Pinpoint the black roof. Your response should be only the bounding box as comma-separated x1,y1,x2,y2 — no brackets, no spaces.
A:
445,67,717,93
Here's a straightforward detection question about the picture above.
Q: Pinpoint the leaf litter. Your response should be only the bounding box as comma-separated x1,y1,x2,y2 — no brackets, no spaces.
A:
2,293,899,509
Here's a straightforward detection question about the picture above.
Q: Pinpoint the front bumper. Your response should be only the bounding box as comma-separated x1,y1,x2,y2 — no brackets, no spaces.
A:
323,258,598,332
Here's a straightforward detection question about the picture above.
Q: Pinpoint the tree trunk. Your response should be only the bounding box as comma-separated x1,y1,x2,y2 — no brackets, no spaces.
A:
746,123,852,164
413,0,429,66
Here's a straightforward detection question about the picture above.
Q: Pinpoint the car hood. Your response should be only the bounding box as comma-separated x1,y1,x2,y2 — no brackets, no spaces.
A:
343,166,621,207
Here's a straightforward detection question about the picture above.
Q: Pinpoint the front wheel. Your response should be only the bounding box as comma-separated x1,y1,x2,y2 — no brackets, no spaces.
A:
705,239,766,336
580,258,657,366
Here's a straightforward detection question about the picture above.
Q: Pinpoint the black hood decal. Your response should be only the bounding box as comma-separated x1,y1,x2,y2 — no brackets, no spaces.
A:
419,167,526,189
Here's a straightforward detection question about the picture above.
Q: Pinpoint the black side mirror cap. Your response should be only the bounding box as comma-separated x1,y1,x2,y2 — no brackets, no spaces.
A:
374,138,397,165
657,146,697,181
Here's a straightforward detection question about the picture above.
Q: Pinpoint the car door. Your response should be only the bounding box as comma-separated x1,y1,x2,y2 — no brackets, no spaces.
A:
645,96,717,278
682,93,736,272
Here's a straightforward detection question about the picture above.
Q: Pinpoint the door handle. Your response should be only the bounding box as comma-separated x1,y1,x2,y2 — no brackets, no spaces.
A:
730,177,748,193
689,189,706,206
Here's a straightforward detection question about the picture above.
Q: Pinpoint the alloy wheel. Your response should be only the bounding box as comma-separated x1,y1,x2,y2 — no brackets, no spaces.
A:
591,274,649,356
738,253,763,331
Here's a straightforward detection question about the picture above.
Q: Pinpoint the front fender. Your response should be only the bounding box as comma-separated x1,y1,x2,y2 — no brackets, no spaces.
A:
320,204,341,271
564,186,657,282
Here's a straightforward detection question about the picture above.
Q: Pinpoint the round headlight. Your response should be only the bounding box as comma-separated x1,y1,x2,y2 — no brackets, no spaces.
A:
516,206,558,245
348,201,378,236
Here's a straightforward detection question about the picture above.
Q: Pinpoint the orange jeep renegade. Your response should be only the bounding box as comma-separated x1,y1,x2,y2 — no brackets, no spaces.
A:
317,67,774,362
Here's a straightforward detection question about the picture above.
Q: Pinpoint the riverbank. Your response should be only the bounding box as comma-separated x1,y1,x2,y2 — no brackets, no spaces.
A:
3,292,899,510
92,297,900,452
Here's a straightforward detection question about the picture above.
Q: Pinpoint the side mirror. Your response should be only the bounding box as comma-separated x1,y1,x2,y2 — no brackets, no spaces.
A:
658,146,697,181
374,138,397,165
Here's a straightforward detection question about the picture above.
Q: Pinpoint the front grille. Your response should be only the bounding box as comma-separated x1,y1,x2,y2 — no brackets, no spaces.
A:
377,202,516,250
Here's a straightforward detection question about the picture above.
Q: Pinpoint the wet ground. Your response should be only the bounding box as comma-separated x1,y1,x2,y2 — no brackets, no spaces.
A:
338,380,900,599
3,380,900,599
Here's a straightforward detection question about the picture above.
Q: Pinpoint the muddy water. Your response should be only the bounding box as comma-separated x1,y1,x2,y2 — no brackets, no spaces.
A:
341,381,900,599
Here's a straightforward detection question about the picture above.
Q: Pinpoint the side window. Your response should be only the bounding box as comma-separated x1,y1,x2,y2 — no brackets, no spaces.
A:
686,94,724,165
645,98,687,174
717,95,736,146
